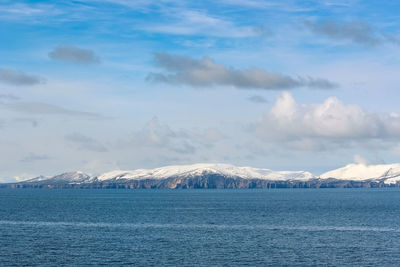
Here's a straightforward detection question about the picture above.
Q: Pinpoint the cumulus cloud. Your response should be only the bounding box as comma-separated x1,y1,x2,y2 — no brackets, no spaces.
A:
5,102,103,118
255,92,400,145
49,45,101,64
304,20,382,46
65,133,107,152
0,67,45,86
147,53,337,90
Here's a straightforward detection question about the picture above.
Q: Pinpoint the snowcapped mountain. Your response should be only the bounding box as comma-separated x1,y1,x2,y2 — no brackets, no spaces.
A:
3,162,400,188
97,163,314,181
320,163,400,184
25,171,92,184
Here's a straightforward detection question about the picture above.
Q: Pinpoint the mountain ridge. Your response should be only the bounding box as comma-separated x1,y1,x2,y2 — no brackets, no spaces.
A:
3,162,400,189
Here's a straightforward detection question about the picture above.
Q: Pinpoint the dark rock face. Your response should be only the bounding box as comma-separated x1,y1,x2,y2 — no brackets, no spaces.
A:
1,174,399,189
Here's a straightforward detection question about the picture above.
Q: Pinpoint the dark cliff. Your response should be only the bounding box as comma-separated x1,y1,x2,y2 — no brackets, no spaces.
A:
1,174,398,189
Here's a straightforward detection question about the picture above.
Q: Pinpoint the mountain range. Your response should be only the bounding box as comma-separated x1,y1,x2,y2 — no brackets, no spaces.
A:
2,163,400,189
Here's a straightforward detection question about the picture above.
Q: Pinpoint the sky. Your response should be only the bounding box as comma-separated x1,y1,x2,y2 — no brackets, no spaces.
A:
1,0,400,181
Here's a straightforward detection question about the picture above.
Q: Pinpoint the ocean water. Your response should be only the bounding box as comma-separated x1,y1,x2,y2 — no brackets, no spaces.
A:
1,189,400,266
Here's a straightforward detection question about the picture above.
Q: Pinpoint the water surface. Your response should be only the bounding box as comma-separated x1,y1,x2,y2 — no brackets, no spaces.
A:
1,189,399,266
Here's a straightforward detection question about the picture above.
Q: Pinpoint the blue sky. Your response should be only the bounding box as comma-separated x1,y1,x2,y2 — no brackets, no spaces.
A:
1,0,400,181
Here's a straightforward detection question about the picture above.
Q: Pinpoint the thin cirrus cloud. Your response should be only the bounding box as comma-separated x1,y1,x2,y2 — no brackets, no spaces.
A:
254,92,400,145
5,102,103,118
147,52,337,90
142,9,261,38
0,67,45,86
48,45,101,64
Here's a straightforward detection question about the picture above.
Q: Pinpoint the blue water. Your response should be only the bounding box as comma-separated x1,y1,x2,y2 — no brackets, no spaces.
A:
1,189,400,266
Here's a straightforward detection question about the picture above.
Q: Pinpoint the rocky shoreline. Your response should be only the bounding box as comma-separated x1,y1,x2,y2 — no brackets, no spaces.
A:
1,174,399,189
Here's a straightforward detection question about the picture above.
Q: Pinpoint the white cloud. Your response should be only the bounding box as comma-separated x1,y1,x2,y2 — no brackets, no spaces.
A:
0,3,55,16
142,9,259,38
222,0,278,8
255,92,400,144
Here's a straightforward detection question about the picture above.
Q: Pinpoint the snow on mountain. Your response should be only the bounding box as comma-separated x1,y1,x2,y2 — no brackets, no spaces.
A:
96,163,314,181
14,163,400,185
25,171,92,184
319,163,400,184
23,175,49,182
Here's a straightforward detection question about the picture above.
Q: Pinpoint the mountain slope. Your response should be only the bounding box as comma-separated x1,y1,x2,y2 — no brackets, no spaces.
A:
24,171,92,184
320,163,400,184
3,163,400,188
97,163,314,181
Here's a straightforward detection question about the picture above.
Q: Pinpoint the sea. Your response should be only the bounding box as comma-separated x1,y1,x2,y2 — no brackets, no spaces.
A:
1,188,400,266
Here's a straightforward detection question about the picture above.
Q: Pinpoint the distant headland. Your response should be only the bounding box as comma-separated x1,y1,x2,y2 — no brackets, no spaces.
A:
2,163,400,189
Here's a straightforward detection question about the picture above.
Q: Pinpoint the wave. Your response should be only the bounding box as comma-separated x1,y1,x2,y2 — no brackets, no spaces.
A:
0,220,398,232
